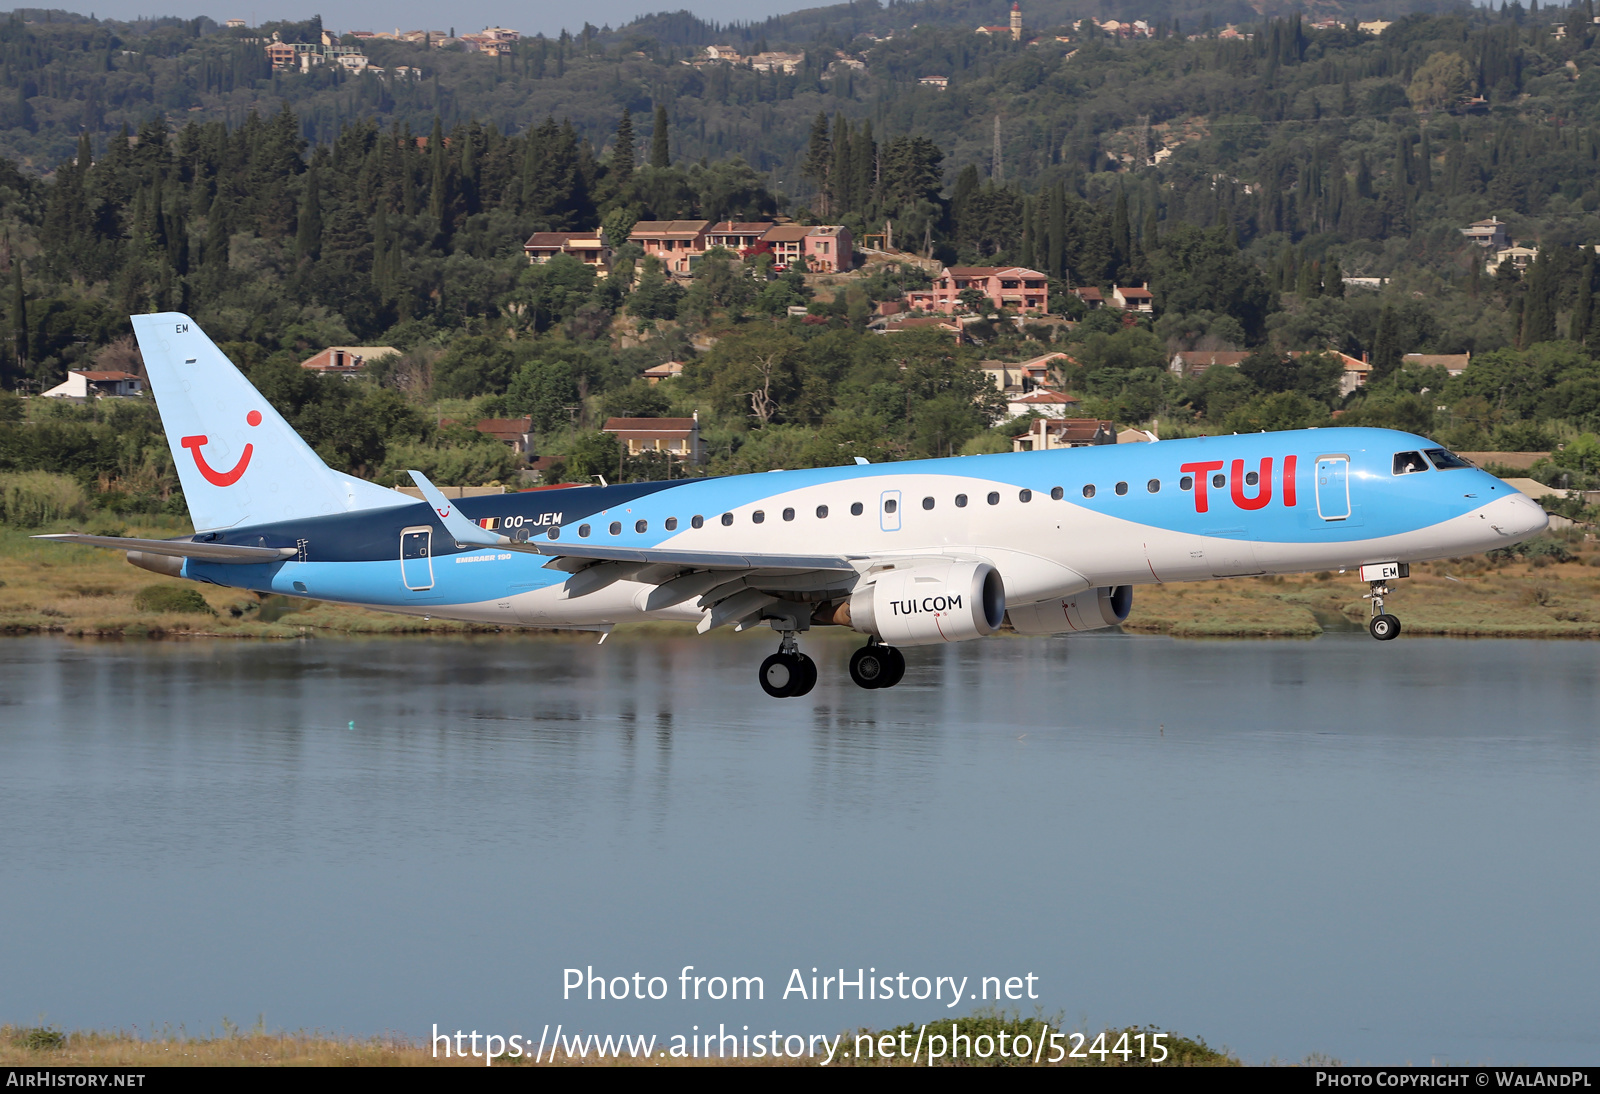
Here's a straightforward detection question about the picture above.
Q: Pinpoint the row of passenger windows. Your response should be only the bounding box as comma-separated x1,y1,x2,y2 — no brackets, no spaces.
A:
552,478,1198,539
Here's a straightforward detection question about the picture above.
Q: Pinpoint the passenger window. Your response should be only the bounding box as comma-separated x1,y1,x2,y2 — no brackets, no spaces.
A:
753,510,766,524
548,526,560,540
721,513,733,526
986,492,1000,505
1212,473,1224,488
1082,485,1096,499
1393,451,1429,475
608,521,621,535
1424,448,1472,470
883,499,897,514
1180,476,1193,491
578,524,591,537
1115,482,1129,496
1245,471,1259,486
1019,489,1032,502
1147,479,1160,493
850,502,864,516
665,517,678,531
635,520,647,533
691,515,704,529
816,505,829,518
783,508,795,521
1050,486,1064,500
922,496,935,510
955,494,968,508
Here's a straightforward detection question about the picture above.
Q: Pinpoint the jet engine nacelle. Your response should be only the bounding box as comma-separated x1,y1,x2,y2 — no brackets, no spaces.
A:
1006,586,1133,635
849,559,1006,646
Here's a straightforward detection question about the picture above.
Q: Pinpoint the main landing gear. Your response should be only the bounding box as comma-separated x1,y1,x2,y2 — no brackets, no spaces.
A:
756,634,906,697
848,639,905,691
759,630,818,698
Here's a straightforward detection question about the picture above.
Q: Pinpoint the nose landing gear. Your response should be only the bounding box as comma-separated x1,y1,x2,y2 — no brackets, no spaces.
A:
758,630,817,698
1361,563,1409,641
849,640,906,690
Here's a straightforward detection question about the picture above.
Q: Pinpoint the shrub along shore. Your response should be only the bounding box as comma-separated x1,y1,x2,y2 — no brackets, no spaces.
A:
2,518,1598,641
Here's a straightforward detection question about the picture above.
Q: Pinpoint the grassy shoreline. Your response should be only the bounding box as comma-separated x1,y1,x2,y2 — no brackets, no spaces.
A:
4,520,1599,642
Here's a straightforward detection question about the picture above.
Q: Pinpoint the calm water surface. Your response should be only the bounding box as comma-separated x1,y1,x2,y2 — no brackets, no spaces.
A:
0,632,1596,1064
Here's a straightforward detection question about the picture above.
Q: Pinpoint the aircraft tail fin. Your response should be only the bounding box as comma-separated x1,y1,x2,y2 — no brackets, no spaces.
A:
130,313,409,531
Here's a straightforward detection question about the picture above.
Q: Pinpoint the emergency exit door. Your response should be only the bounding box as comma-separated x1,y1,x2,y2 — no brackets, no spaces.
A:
401,527,434,590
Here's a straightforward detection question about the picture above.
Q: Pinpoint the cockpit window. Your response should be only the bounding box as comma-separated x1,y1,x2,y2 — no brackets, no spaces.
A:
1393,451,1430,475
1424,448,1472,470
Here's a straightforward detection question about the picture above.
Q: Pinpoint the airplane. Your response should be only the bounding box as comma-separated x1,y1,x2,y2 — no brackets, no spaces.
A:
38,314,1549,698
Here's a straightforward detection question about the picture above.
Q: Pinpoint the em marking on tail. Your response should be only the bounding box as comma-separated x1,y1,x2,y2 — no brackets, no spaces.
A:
180,410,262,487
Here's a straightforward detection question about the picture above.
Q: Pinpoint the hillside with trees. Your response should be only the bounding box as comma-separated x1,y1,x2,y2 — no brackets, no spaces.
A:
3,1,1600,522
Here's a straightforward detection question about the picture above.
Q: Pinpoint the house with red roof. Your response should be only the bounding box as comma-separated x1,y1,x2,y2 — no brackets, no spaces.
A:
41,370,144,399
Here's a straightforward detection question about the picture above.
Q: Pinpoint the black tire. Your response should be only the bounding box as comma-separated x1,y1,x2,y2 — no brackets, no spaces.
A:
790,654,818,697
1369,614,1401,641
849,646,891,689
759,652,800,698
878,645,906,689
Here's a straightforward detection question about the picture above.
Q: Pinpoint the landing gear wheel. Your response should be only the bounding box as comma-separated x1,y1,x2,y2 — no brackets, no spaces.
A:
878,646,906,688
1369,614,1402,641
759,652,802,698
849,644,905,690
790,653,818,697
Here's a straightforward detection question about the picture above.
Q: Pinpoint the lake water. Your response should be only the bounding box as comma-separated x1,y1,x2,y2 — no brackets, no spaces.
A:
0,631,1596,1065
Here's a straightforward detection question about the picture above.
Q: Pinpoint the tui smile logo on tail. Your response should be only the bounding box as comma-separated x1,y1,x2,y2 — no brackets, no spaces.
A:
181,410,261,487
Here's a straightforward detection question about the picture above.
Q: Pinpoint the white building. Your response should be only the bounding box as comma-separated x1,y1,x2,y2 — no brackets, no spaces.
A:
41,370,143,399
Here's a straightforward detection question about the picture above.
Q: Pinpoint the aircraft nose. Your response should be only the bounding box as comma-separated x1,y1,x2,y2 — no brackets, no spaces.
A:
1494,490,1550,540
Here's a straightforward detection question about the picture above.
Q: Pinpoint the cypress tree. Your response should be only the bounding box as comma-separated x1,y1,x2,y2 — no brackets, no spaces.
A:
1522,249,1558,344
9,261,24,371
1572,251,1594,344
1019,196,1036,269
1370,305,1402,382
295,162,321,261
650,104,670,168
800,111,831,215
613,107,636,177
1047,185,1065,280
428,116,449,234
1325,257,1345,297
1110,187,1131,280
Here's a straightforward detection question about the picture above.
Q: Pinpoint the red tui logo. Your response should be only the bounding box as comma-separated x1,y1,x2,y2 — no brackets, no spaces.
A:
181,410,261,487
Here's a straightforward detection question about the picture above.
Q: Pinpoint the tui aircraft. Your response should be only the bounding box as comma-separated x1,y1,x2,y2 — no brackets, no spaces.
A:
38,314,1549,698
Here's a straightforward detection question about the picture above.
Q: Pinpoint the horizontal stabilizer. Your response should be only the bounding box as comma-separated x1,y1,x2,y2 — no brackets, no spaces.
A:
32,533,297,564
407,470,505,548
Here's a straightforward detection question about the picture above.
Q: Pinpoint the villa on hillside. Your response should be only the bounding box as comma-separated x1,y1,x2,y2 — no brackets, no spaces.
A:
907,266,1050,314
523,229,612,272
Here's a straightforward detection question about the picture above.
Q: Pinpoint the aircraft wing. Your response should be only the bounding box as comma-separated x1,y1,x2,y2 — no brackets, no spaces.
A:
31,533,297,563
513,541,862,573
406,469,860,632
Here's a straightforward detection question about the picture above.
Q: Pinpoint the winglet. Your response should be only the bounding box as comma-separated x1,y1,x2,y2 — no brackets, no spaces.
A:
408,471,504,548
854,456,871,466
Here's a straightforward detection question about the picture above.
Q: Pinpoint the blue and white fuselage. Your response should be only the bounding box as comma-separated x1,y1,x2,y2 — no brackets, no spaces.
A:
41,314,1549,697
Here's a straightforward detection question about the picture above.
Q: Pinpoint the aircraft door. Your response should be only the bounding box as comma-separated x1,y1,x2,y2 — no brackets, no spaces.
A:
880,489,901,532
401,526,434,590
1315,456,1351,521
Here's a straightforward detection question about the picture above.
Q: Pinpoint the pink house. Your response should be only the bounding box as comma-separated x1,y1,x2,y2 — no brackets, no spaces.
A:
761,224,853,273
907,266,1050,315
629,220,710,275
